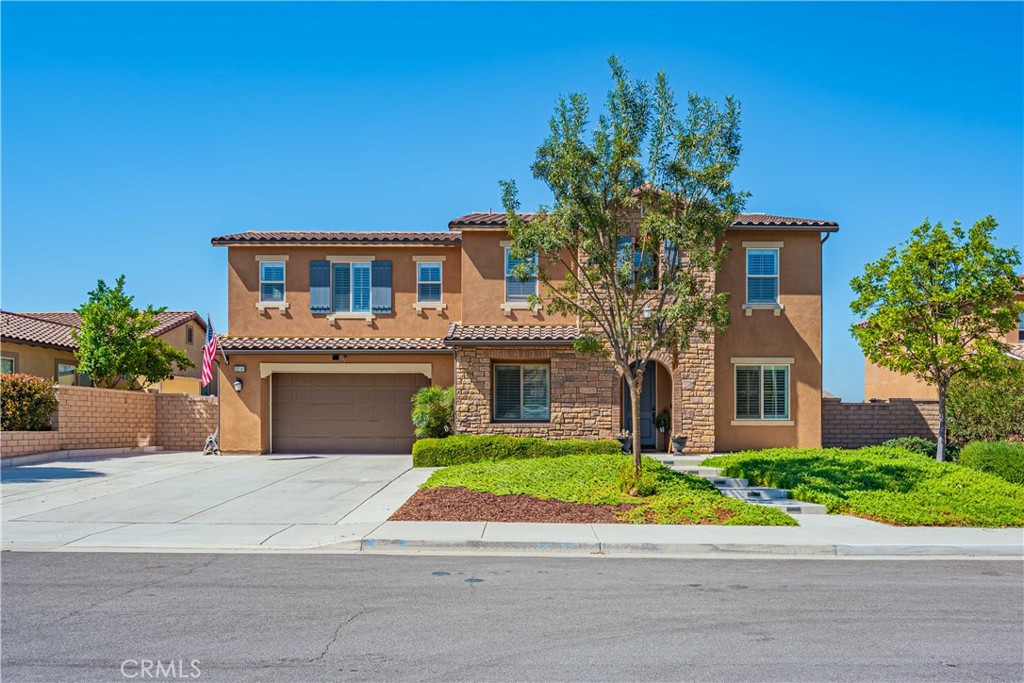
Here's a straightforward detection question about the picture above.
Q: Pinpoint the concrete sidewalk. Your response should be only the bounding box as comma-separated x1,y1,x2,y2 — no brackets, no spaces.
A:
3,451,1020,558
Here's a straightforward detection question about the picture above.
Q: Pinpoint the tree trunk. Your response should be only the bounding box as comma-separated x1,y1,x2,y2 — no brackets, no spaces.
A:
631,379,643,493
936,381,948,462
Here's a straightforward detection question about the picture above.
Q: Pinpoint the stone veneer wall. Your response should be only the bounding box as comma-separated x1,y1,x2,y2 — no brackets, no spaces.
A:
453,343,718,452
454,346,618,439
821,396,940,449
1,385,218,458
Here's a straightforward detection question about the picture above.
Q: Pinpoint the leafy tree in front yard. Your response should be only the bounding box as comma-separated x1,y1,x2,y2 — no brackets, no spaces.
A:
500,57,746,491
850,217,1023,461
72,275,194,389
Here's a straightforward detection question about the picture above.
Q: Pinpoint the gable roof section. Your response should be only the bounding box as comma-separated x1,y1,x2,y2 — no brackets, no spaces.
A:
211,231,462,246
447,211,839,231
218,336,448,353
444,323,578,345
2,310,205,350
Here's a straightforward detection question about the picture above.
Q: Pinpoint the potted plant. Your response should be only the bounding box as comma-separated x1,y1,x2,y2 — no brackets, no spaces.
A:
617,429,632,453
671,433,687,455
654,410,670,434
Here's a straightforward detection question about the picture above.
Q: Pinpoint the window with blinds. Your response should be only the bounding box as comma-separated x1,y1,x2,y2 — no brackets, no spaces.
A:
259,261,286,302
504,248,538,302
417,262,442,303
746,248,779,304
493,364,550,421
735,364,790,420
332,262,371,313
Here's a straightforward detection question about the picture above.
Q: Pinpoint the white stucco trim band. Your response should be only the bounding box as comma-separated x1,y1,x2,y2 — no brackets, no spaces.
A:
259,362,432,379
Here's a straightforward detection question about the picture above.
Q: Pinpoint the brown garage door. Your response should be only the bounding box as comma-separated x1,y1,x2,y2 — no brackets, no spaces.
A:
272,373,429,454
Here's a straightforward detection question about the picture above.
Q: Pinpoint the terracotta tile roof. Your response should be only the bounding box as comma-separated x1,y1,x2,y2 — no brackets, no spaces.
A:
211,231,462,246
0,311,78,350
1007,344,1024,361
444,323,578,345
219,336,450,352
18,311,205,338
447,211,839,231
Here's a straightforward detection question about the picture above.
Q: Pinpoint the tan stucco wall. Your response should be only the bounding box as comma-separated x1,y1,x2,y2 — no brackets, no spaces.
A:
217,352,455,454
458,231,574,326
0,341,74,379
714,230,824,451
158,323,204,379
863,361,937,400
225,245,462,338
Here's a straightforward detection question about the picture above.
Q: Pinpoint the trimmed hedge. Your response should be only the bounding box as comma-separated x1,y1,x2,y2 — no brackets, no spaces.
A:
881,437,937,458
0,373,58,431
412,434,621,467
959,441,1024,485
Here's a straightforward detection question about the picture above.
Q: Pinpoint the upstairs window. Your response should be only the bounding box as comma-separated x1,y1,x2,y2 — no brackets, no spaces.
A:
417,262,442,303
332,262,372,313
185,325,194,345
735,364,789,421
259,261,286,303
746,249,779,304
505,248,538,302
493,363,550,421
1018,311,1023,342
617,236,656,288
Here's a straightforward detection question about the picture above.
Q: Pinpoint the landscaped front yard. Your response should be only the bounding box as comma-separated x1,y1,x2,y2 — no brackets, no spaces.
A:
705,446,1024,527
392,454,797,526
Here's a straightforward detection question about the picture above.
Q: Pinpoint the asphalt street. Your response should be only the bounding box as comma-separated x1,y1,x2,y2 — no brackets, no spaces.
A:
2,552,1022,682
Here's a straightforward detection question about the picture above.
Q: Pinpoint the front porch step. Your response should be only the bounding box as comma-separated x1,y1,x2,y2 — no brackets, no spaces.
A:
666,463,826,515
719,487,791,500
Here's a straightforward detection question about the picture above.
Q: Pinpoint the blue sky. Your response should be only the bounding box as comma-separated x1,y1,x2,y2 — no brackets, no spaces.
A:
2,2,1021,401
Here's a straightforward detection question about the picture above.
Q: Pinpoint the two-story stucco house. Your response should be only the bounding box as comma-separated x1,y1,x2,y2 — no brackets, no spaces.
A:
211,210,839,454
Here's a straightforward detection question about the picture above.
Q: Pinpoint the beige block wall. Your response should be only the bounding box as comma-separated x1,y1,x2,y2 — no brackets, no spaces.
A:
822,397,939,448
225,245,463,338
714,230,824,451
1,387,218,457
217,352,455,454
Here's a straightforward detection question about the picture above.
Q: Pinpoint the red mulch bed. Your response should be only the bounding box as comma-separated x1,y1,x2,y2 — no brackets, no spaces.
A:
390,487,638,524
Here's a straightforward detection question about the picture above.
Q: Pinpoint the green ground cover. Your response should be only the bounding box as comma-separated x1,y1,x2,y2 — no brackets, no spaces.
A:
422,454,796,526
705,446,1024,527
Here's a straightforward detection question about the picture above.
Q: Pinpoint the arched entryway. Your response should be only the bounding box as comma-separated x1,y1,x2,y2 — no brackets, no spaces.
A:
622,361,674,452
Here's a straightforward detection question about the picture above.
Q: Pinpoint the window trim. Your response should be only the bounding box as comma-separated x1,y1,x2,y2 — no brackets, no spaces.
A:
327,261,375,323
415,260,444,307
492,362,551,423
55,359,81,387
185,325,194,345
731,361,793,425
257,259,288,310
503,247,538,304
1,351,18,373
743,246,782,315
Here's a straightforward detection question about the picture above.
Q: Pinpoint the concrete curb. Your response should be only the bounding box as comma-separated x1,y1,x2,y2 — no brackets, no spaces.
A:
1,446,164,468
358,538,1023,559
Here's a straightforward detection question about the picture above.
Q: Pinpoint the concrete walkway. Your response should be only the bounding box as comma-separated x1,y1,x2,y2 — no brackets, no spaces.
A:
2,452,1021,558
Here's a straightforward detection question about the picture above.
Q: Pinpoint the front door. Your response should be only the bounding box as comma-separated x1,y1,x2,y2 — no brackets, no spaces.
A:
623,364,656,449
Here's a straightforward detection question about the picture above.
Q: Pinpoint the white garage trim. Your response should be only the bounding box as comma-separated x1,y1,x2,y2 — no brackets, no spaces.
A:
259,362,432,379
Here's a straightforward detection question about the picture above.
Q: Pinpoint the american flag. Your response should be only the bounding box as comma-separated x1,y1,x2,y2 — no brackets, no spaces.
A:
201,315,219,387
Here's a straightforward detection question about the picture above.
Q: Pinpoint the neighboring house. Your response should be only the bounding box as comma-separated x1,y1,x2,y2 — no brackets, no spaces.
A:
212,209,838,454
0,310,213,395
863,276,1024,400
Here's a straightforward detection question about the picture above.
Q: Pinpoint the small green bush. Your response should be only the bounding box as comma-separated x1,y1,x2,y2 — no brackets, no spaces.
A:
412,434,621,467
410,385,454,439
881,437,937,458
959,441,1024,485
1,373,58,431
617,459,657,497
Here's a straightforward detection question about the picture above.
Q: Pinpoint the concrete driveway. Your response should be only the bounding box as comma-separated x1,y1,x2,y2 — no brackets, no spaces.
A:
2,452,431,551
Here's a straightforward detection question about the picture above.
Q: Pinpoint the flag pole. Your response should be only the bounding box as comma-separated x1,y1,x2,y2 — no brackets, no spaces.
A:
208,312,229,366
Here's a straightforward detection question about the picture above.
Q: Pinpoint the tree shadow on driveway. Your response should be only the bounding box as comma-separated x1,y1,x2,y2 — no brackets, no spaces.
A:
1,467,105,484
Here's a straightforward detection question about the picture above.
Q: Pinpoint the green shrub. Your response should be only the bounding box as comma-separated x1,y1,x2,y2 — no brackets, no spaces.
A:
948,356,1024,446
1,373,58,431
881,437,937,458
959,441,1024,485
412,434,621,467
617,459,657,497
705,446,1024,527
410,386,454,439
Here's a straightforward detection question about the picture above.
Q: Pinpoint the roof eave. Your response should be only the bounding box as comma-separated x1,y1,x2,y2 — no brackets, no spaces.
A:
444,339,576,346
